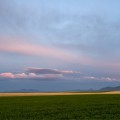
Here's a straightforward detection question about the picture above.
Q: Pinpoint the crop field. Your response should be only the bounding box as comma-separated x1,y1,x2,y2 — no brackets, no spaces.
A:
0,94,120,120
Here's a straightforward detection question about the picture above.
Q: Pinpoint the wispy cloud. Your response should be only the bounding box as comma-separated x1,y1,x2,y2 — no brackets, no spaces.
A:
0,36,75,61
82,76,118,82
0,36,97,66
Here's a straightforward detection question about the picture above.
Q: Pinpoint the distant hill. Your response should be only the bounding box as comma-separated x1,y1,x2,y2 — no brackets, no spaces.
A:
99,86,120,91
11,89,40,93
2,86,120,93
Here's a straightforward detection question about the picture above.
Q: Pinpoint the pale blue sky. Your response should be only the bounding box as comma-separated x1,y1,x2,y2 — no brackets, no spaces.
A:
0,0,120,91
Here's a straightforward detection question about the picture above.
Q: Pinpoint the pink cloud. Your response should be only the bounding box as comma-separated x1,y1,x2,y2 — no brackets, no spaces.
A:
0,73,15,78
15,73,27,78
28,73,37,78
0,72,63,79
0,73,27,79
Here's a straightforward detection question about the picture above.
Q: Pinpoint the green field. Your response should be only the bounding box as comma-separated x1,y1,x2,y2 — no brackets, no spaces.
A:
0,95,120,120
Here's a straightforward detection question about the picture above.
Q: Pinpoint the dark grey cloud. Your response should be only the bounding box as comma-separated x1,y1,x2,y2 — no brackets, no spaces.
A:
26,68,61,74
26,67,80,75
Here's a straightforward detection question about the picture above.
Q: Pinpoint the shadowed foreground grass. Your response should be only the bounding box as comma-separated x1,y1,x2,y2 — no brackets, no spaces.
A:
0,94,120,120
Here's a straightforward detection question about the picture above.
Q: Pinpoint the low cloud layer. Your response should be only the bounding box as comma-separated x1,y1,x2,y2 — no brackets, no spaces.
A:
0,67,118,82
0,68,80,80
0,72,62,80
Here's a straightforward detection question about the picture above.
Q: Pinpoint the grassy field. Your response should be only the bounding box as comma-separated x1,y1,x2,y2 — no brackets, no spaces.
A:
0,94,120,120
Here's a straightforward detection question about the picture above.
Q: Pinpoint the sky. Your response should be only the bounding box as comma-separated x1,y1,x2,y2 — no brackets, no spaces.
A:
0,0,120,91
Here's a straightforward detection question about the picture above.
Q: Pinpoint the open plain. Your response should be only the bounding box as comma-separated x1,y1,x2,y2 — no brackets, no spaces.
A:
0,92,120,120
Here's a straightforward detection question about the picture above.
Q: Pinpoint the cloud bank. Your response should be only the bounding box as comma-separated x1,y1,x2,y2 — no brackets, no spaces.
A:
0,72,62,80
0,68,78,80
0,67,118,82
